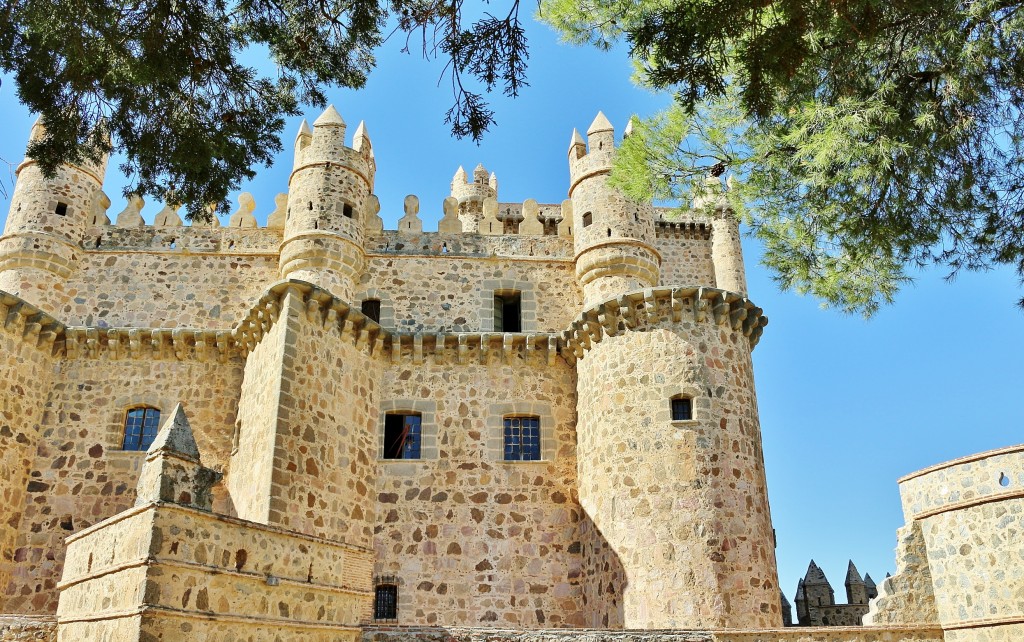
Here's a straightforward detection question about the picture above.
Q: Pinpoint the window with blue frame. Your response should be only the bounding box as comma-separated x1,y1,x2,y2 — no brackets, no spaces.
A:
383,413,422,459
122,407,161,451
503,415,541,461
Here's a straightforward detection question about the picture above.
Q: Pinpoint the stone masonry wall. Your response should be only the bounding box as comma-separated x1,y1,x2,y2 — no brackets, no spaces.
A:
362,254,580,333
890,445,1024,641
0,616,56,642
655,232,716,288
4,356,242,614
229,302,290,525
372,355,583,628
263,290,382,548
575,316,778,629
0,316,56,611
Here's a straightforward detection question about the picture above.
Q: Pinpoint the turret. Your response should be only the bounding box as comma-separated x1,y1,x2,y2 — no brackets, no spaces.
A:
846,560,869,604
0,117,108,314
795,578,809,624
280,106,375,299
864,573,878,600
701,174,748,296
803,560,836,608
450,163,497,232
780,590,793,626
568,113,660,306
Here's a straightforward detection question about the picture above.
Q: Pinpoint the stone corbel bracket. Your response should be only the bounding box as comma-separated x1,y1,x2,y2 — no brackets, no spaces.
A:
64,327,236,362
560,286,767,363
0,291,66,355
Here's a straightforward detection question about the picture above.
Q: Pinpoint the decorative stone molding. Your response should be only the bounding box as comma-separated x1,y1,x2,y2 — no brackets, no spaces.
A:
64,327,237,362
561,286,768,362
0,291,65,354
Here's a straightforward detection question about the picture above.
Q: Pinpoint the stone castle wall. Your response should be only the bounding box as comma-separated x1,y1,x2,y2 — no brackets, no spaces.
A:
373,353,583,628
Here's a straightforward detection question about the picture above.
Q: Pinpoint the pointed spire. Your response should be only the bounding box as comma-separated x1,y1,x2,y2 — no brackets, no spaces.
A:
295,119,313,142
846,560,865,585
313,104,345,128
795,578,806,599
147,404,201,460
780,590,791,607
353,120,371,154
864,573,877,588
453,165,468,185
587,111,614,135
804,560,830,585
568,128,587,158
473,163,489,184
623,118,635,138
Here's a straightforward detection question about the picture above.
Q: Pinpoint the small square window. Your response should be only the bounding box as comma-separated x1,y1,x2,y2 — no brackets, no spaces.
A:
374,584,398,620
122,407,161,451
383,413,421,459
54,202,68,216
504,415,541,461
671,397,693,421
361,299,382,323
494,291,522,333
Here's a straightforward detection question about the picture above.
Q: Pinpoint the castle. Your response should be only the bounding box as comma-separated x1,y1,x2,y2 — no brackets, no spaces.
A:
0,106,1020,641
791,561,879,627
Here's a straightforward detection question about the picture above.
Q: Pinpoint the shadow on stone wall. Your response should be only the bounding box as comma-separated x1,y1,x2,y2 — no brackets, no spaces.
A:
579,510,627,629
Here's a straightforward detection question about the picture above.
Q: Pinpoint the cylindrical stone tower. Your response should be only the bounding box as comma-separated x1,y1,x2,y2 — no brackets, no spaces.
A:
569,113,660,307
280,105,374,300
450,163,497,233
0,118,108,313
574,289,779,629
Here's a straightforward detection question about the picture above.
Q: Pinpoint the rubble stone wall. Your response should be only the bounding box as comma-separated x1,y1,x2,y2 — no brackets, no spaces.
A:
5,355,242,614
575,316,778,629
372,355,583,629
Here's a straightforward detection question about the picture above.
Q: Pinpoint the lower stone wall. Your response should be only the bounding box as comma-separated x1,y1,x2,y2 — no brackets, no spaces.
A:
0,616,56,642
362,626,944,642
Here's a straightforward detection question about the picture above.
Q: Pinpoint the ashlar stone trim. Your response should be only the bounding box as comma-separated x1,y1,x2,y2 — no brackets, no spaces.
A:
354,287,396,329
485,400,556,463
656,384,706,427
480,278,537,332
377,398,438,463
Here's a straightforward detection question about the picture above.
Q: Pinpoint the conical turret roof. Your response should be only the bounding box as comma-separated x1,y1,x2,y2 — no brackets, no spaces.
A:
147,404,200,460
804,560,831,585
587,111,613,135
314,104,345,127
846,560,865,585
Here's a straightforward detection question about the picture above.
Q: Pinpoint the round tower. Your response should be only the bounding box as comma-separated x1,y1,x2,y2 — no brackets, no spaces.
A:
280,106,374,300
569,113,660,307
574,289,779,629
449,163,497,233
700,176,748,296
0,118,108,313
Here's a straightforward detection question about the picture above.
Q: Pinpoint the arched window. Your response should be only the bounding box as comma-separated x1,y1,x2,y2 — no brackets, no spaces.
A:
670,396,693,421
503,415,541,461
122,406,161,451
582,211,593,227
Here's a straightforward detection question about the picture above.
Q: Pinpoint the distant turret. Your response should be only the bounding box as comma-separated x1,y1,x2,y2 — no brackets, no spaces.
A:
0,117,109,314
697,174,747,296
803,560,836,609
280,106,375,299
864,573,878,600
450,163,498,232
795,578,809,625
568,112,659,306
846,560,869,605
780,590,793,626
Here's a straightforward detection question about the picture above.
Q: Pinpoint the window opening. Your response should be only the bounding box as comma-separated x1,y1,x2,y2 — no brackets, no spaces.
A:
504,415,541,461
342,203,354,219
607,228,612,237
374,584,398,620
55,202,68,216
671,397,693,421
582,211,593,227
383,413,422,459
122,407,161,451
493,291,522,332
308,201,313,211
361,299,382,324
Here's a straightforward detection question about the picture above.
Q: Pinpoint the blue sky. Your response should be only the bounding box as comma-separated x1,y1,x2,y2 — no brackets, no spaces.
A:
1,12,1021,606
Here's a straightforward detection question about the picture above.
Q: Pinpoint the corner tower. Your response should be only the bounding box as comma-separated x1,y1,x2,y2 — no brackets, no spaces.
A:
0,118,108,313
280,106,374,300
569,113,660,307
450,163,497,232
571,115,778,630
